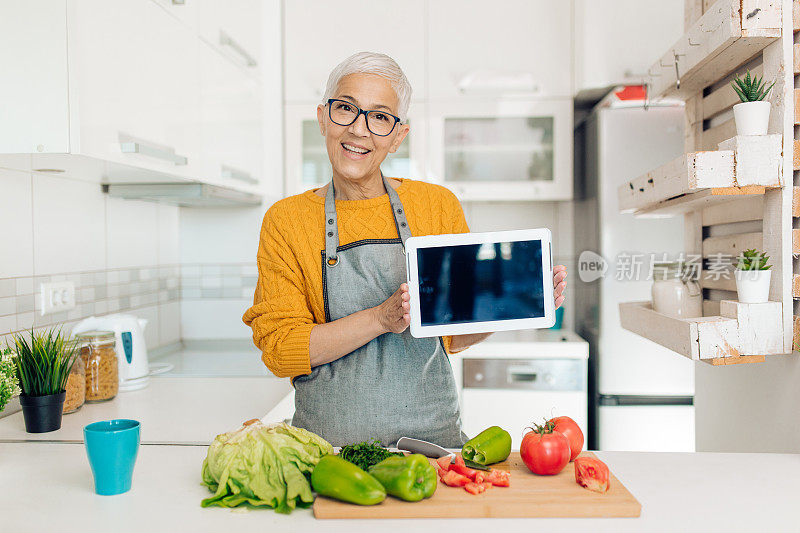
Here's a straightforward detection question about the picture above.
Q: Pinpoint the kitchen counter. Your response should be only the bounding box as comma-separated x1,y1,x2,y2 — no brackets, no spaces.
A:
0,376,292,444
4,441,798,531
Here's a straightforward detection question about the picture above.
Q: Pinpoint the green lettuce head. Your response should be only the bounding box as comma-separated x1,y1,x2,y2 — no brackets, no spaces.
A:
201,420,332,513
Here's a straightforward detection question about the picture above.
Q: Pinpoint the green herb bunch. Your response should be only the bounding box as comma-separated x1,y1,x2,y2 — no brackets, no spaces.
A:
0,347,20,412
731,71,775,103
338,440,403,471
736,249,771,271
12,328,79,397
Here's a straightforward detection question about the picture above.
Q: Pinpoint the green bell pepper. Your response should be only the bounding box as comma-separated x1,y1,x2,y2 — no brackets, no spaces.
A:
461,426,512,465
368,454,437,502
311,455,386,505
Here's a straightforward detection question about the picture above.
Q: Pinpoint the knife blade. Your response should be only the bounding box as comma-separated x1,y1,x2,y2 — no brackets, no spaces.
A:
395,437,490,470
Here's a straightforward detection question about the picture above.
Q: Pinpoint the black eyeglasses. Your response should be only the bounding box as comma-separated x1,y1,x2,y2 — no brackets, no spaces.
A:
327,98,402,136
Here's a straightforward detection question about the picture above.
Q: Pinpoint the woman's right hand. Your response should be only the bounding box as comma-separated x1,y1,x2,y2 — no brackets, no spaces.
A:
372,283,411,334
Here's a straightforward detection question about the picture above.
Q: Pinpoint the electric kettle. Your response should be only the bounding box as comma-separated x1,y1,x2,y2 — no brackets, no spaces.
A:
72,314,150,392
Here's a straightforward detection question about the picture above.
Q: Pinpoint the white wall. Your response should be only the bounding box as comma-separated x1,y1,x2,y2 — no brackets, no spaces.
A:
573,0,685,92
0,159,181,350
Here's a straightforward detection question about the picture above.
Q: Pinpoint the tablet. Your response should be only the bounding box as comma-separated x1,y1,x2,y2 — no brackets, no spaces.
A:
405,228,555,338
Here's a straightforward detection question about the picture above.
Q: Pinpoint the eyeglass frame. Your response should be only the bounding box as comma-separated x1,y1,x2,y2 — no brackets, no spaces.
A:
326,98,403,136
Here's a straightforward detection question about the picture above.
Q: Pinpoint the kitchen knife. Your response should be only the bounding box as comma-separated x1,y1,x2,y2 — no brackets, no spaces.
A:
396,437,489,470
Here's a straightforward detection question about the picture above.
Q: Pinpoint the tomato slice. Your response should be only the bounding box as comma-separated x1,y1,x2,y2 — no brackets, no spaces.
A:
473,471,486,484
574,457,610,493
486,469,510,487
464,482,486,495
450,462,480,480
441,470,471,487
436,456,452,472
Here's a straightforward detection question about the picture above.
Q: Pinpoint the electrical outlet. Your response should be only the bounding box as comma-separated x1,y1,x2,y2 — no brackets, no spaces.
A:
40,281,76,315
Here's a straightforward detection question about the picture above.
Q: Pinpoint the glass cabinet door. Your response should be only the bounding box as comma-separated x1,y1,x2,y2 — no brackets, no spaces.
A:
430,99,572,201
444,116,554,182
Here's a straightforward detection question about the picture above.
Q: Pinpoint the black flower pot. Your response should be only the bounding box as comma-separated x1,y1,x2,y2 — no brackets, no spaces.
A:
19,391,66,433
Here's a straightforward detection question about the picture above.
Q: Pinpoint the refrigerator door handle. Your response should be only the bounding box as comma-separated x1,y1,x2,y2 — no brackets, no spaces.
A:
598,395,693,406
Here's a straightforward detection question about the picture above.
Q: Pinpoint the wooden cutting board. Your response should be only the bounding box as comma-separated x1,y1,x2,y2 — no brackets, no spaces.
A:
313,452,641,519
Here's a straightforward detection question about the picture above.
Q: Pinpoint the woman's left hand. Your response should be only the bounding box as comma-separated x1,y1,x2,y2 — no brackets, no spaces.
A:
553,265,567,309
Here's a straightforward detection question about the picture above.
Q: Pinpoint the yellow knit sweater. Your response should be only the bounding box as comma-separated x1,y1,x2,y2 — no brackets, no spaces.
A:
242,178,470,378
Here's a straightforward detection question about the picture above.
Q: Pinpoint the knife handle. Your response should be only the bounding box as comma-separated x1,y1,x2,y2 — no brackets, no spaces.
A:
396,437,454,459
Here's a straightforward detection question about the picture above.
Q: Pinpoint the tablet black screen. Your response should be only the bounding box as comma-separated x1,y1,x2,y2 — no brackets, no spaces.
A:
416,240,545,326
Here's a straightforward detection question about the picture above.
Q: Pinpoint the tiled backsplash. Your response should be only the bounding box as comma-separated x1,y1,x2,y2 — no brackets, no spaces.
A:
0,265,181,349
180,263,258,300
0,263,258,348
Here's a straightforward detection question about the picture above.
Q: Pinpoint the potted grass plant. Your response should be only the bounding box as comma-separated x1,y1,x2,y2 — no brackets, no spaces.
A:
731,71,775,136
12,328,79,433
0,347,20,413
734,248,772,304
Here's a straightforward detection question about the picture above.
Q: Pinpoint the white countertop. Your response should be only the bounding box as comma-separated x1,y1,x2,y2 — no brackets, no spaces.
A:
457,329,588,359
4,441,798,532
0,376,292,444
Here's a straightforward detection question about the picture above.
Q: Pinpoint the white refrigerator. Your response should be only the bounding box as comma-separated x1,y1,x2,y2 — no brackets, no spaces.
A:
573,101,696,452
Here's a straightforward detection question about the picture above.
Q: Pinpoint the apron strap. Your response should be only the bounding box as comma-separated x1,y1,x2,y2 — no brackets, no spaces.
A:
323,174,412,267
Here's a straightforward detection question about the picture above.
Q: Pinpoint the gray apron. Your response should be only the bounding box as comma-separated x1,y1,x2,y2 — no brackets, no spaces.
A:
291,176,466,448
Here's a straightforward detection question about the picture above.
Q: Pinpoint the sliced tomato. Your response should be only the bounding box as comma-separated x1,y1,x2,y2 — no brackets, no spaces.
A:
481,482,493,491
473,471,486,484
436,456,452,472
464,482,486,495
441,470,471,487
486,469,510,487
450,455,480,480
574,457,610,493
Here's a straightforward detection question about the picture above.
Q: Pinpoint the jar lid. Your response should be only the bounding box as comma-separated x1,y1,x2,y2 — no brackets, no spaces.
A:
74,330,115,345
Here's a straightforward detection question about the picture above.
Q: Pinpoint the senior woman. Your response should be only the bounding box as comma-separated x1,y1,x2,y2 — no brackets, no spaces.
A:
243,52,567,448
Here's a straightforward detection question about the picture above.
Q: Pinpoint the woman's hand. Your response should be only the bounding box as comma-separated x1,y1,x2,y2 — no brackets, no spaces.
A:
554,265,567,309
372,283,411,334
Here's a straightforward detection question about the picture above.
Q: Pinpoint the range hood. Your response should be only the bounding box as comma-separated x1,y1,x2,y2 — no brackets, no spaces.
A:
104,183,262,207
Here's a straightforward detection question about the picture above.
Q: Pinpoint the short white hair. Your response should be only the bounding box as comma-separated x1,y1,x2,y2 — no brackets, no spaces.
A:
321,51,412,122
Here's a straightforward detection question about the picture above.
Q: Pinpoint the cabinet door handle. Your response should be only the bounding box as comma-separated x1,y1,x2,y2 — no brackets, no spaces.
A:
120,141,188,165
221,164,256,184
219,30,257,67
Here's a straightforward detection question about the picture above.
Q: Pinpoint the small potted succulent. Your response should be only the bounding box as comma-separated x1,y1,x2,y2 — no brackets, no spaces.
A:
12,328,79,433
731,71,775,136
0,347,20,413
734,248,772,304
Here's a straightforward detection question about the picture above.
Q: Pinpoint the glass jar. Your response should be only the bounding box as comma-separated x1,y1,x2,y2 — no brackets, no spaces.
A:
652,262,702,318
63,348,85,414
76,331,119,402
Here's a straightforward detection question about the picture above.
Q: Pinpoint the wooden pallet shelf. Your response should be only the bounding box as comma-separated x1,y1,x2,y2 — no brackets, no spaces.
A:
647,0,780,99
619,300,783,365
619,135,782,216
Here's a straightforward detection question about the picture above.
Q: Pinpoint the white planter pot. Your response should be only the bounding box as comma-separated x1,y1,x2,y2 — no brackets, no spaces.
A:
733,101,770,136
734,269,772,304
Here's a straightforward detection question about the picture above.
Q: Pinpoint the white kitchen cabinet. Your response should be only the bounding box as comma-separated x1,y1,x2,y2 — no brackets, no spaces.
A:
197,40,263,188
284,102,427,196
197,0,262,79
71,0,201,180
427,0,573,100
282,0,426,103
429,99,573,201
0,0,263,204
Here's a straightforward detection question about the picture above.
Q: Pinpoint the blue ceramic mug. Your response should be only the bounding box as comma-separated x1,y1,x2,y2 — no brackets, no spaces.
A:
84,419,141,496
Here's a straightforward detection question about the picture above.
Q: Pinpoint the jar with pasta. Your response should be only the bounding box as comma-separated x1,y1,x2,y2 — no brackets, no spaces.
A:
63,345,85,413
76,331,119,402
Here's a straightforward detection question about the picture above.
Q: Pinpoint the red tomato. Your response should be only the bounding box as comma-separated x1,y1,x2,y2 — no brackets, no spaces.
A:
520,427,571,475
450,456,480,479
574,457,610,493
441,470,471,487
549,416,585,462
435,456,452,472
464,482,486,495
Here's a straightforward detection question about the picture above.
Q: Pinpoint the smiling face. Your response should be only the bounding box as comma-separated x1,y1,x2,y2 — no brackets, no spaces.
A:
317,73,410,185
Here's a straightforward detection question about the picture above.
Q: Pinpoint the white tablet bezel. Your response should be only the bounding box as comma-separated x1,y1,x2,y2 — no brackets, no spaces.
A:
405,228,555,338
